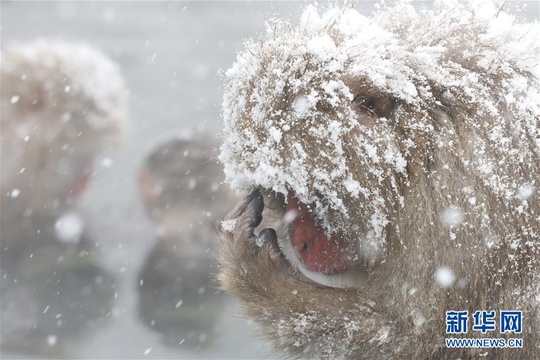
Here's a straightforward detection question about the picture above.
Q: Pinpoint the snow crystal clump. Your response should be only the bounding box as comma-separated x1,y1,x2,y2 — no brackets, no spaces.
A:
221,219,237,233
484,234,500,249
518,183,534,200
292,95,312,117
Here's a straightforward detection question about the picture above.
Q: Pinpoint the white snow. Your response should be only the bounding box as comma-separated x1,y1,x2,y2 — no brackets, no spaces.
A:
518,183,534,200
221,219,237,232
484,235,500,249
441,206,465,228
435,267,456,288
292,95,311,117
9,188,20,198
282,210,298,225
54,212,84,244
101,157,113,168
268,126,282,143
46,335,58,347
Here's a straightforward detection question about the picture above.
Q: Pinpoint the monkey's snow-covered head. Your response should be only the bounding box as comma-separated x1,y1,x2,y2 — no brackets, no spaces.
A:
220,1,539,251
217,3,539,357
1,39,129,211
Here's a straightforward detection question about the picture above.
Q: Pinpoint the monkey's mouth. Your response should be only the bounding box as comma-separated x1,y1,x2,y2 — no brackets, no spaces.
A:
284,192,354,274
259,189,366,289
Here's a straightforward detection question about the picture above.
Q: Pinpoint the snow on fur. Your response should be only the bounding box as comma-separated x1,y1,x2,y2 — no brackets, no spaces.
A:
219,1,539,247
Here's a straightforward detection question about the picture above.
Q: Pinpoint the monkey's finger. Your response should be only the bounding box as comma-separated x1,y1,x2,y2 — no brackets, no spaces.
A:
256,228,282,259
241,189,264,228
257,228,286,264
257,228,277,247
226,188,263,221
228,189,265,246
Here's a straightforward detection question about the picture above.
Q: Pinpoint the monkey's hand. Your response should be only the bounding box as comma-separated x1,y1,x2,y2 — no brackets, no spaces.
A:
219,190,292,294
217,190,404,359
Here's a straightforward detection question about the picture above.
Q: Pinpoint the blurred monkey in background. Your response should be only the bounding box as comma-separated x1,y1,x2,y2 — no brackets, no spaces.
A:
137,129,238,348
1,38,128,254
0,39,128,356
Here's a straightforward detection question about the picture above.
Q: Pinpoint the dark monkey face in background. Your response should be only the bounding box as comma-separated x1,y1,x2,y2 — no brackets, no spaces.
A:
217,2,539,360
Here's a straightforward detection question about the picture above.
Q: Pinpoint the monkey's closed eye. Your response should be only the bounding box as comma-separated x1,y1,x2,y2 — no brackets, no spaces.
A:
355,98,378,117
352,93,394,121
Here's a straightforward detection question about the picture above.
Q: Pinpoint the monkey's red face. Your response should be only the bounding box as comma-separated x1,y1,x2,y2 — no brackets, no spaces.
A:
70,166,91,198
286,193,349,275
138,168,158,206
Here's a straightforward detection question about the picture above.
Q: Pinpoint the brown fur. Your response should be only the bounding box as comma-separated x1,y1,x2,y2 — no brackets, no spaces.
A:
217,4,539,359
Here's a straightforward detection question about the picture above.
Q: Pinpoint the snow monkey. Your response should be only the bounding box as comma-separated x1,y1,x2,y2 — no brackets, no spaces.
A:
137,130,237,347
1,39,128,253
217,2,539,359
0,39,126,356
138,129,235,229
